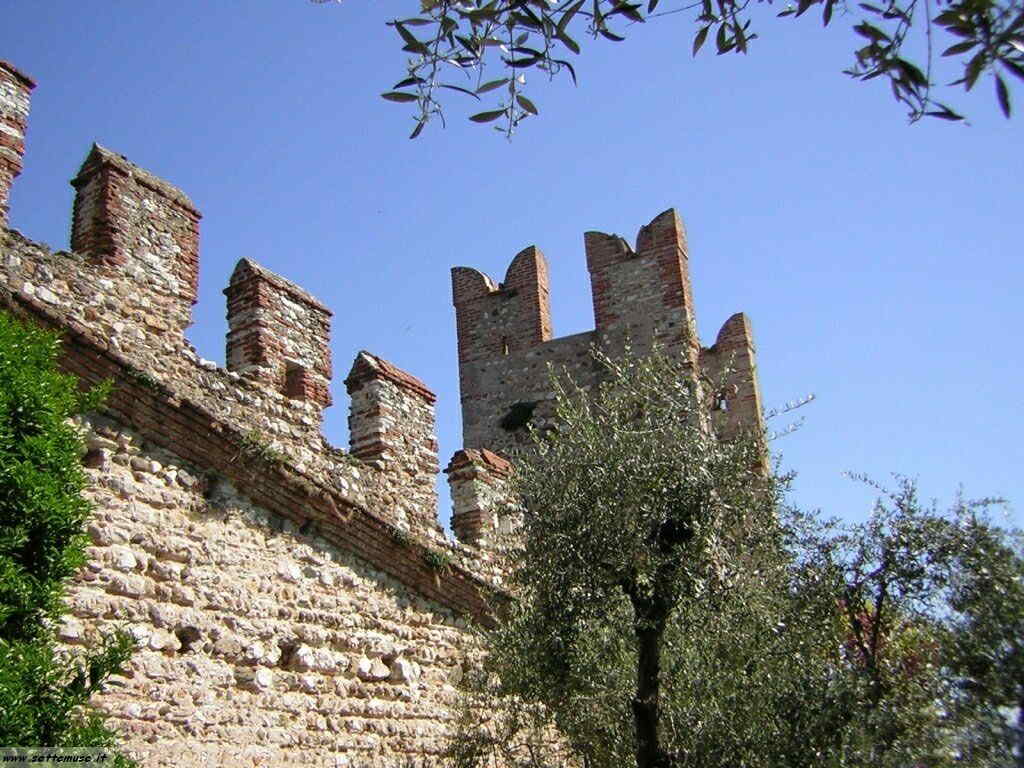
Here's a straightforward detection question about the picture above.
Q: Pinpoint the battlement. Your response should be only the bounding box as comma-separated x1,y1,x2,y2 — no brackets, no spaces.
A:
0,56,774,765
225,258,333,411
0,61,36,229
451,208,763,459
0,63,497,573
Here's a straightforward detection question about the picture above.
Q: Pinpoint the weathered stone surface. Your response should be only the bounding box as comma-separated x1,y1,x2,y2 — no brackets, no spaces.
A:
390,657,421,684
356,655,392,682
450,209,764,458
0,58,762,768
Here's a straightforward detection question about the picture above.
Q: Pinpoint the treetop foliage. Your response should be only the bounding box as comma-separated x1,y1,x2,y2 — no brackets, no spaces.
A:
313,0,1021,135
444,348,1024,768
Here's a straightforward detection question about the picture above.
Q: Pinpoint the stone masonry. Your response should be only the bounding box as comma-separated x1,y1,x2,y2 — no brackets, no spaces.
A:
0,55,765,767
226,258,334,414
450,208,763,458
0,58,513,768
447,209,764,544
0,62,34,230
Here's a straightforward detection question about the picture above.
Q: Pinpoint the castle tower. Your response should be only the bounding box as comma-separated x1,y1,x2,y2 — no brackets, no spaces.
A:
447,209,765,545
451,208,735,459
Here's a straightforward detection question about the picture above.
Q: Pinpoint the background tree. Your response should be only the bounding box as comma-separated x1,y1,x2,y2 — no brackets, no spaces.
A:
446,349,790,768
946,513,1024,765
444,349,1022,768
795,478,1019,766
0,310,134,765
313,0,1022,135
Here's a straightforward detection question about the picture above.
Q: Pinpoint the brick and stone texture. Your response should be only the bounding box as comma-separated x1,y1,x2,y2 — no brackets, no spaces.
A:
70,144,202,339
0,61,34,229
225,259,334,418
451,208,765,458
346,352,441,537
445,449,516,549
64,415,474,768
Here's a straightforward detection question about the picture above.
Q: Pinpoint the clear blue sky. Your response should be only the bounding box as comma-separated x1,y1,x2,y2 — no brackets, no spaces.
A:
3,1,1020,530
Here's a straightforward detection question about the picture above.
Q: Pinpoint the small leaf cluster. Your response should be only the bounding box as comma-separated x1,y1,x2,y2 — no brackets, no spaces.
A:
839,0,1023,119
424,547,455,573
237,429,286,466
0,311,135,764
313,0,1020,133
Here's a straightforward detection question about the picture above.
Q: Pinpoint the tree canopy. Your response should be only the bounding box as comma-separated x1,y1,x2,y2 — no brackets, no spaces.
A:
444,349,1023,768
313,0,1022,135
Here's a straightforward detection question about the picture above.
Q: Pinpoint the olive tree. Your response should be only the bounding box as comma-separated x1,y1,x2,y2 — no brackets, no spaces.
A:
443,349,1023,768
447,348,788,768
312,0,1022,135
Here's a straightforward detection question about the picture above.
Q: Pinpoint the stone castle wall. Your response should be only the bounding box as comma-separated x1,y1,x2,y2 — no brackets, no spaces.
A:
0,58,509,768
64,414,471,768
0,55,765,767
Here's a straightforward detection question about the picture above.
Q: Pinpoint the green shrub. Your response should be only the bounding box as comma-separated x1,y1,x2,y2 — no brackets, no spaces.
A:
0,311,134,764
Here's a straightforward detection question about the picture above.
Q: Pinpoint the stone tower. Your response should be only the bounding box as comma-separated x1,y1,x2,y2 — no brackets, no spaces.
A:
446,209,765,546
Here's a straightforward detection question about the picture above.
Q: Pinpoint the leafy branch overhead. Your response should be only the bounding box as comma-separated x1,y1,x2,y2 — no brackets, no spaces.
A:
313,0,1021,135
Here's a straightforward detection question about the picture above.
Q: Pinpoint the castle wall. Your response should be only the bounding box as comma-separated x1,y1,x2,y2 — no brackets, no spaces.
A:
454,328,598,457
65,415,471,768
0,142,456,545
0,62,515,763
0,56,769,763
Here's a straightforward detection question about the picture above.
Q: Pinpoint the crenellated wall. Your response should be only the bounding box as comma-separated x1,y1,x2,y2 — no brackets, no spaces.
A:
1,54,770,764
451,208,764,461
0,58,516,767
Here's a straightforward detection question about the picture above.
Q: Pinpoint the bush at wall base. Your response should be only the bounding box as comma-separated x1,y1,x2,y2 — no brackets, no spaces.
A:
0,309,135,766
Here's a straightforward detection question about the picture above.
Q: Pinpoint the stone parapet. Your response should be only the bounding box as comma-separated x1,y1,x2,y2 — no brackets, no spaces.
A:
225,258,333,414
346,351,441,536
70,145,201,337
0,61,35,229
446,448,515,548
